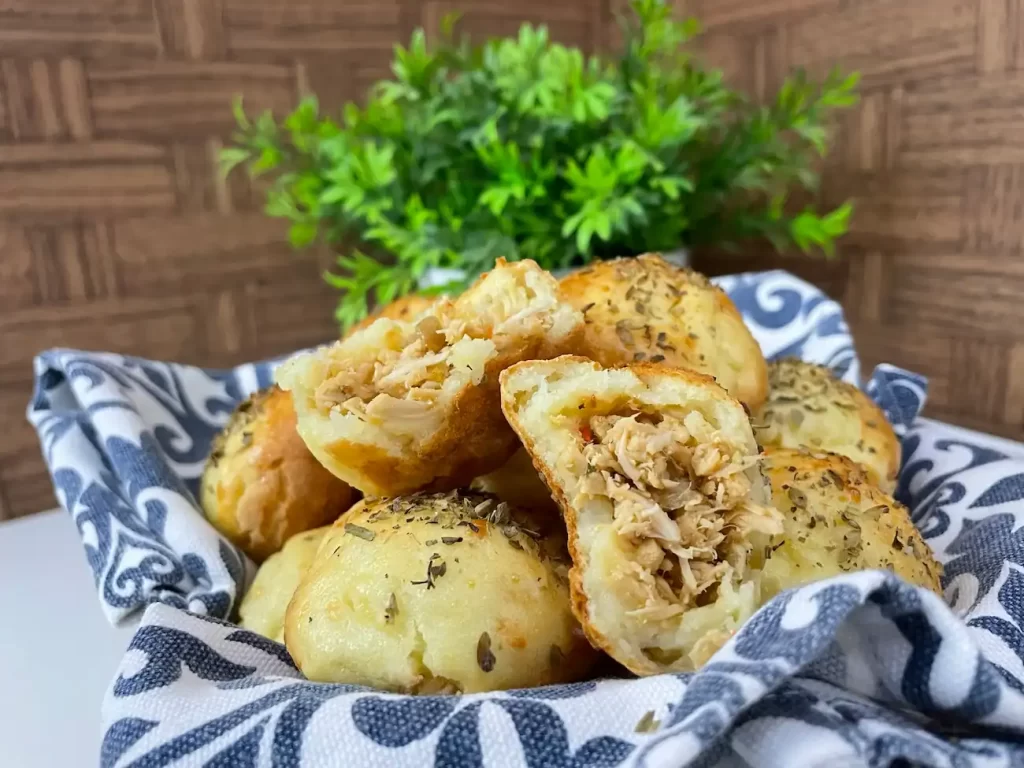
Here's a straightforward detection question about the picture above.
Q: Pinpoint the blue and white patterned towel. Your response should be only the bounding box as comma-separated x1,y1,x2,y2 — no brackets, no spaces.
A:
28,271,1024,767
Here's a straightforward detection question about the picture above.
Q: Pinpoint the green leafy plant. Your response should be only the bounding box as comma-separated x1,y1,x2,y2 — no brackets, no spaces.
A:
224,0,859,329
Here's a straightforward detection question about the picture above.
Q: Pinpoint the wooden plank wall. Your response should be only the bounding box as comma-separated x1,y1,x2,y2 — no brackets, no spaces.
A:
687,0,1023,439
0,0,1020,519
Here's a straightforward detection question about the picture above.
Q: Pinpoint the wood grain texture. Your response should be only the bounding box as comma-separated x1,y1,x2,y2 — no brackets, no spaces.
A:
692,0,1024,450
1,0,1022,519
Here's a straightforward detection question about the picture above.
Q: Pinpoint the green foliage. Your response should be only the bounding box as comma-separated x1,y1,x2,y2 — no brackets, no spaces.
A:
225,0,859,329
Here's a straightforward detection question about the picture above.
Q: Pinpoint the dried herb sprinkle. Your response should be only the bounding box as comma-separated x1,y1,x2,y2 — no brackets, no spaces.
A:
477,632,496,672
344,524,376,542
787,487,808,509
411,554,447,589
384,593,398,623
635,710,661,733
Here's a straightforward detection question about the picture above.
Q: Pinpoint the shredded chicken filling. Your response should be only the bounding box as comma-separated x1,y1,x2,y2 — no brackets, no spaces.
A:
574,411,782,623
312,273,553,424
313,312,461,418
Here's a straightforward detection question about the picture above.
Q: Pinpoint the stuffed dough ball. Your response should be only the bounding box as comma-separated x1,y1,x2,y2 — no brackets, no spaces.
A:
200,386,356,562
500,356,783,675
753,358,901,492
276,259,583,497
238,526,330,642
759,448,942,599
559,254,768,408
285,492,598,693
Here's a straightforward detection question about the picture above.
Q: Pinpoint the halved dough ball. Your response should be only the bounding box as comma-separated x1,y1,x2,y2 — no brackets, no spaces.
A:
753,359,901,492
500,356,782,675
285,492,597,694
239,526,329,642
471,448,558,516
348,293,437,336
760,448,942,598
277,259,583,497
560,254,768,408
200,386,355,562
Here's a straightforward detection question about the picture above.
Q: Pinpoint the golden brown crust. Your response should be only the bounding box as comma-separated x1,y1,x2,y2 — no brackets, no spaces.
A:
348,294,437,336
500,356,766,676
754,359,901,492
760,447,942,596
559,254,768,408
200,386,356,562
496,364,620,665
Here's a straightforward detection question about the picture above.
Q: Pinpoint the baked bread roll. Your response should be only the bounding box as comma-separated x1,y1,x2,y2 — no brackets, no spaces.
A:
559,254,768,408
285,492,597,693
470,448,558,515
276,259,584,497
500,356,783,675
348,293,437,335
238,526,329,642
200,386,355,562
759,448,942,598
753,359,900,492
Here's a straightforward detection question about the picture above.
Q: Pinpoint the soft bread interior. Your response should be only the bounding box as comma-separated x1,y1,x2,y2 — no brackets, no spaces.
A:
501,357,781,672
277,260,579,461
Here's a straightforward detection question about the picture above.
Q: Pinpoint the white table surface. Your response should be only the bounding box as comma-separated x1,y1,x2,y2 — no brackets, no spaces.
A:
0,509,137,768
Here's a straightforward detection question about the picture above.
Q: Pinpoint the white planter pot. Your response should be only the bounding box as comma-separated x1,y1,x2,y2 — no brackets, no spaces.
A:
661,248,691,268
418,248,690,290
416,266,469,290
